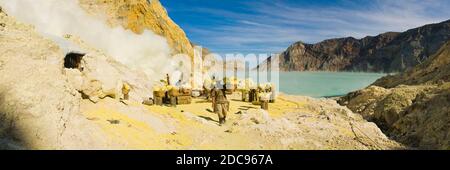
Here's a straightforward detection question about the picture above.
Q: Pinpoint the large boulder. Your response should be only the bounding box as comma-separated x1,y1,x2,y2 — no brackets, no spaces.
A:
340,85,433,128
63,40,154,103
339,86,390,119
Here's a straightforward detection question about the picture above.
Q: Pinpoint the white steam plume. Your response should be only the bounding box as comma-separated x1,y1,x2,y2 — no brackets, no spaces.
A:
0,0,179,82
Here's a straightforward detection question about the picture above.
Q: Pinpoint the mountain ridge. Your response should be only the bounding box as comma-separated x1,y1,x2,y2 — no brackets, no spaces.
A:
259,19,450,72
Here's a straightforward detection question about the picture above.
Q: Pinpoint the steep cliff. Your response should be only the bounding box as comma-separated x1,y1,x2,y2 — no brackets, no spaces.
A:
264,20,450,72
0,8,111,149
78,0,195,58
373,41,450,88
339,42,450,149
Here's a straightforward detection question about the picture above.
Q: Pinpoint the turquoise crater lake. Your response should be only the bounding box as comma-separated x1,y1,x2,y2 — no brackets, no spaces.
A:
279,72,386,98
217,71,386,98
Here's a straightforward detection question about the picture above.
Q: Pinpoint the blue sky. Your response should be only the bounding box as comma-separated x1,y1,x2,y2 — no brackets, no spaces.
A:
161,0,450,55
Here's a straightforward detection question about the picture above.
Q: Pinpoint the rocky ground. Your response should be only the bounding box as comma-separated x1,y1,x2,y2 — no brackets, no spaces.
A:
79,93,402,150
339,42,450,150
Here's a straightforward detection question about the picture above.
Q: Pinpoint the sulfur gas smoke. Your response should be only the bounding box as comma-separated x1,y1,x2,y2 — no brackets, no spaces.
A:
0,0,182,83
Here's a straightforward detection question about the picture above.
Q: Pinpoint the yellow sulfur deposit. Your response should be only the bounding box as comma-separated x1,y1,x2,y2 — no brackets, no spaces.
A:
80,93,305,149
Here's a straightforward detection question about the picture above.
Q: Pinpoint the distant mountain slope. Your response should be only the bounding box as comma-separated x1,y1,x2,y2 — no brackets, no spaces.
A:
260,20,450,72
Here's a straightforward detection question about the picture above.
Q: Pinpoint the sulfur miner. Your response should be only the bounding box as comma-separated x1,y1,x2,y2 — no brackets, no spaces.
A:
213,84,229,125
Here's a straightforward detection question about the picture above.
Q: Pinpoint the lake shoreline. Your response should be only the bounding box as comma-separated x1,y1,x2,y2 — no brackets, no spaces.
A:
278,72,386,98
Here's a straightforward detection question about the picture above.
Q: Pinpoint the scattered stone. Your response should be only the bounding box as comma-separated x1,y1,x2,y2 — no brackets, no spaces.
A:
107,119,120,124
86,117,100,121
142,98,154,106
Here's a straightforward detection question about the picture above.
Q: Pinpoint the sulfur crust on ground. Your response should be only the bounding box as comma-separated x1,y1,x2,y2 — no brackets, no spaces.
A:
81,93,402,150
81,94,299,149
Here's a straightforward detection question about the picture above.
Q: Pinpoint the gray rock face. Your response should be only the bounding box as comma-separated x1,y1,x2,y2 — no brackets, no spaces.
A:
264,20,450,72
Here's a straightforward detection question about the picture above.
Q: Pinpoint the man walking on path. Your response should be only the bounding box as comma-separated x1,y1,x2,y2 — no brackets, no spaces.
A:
213,84,229,125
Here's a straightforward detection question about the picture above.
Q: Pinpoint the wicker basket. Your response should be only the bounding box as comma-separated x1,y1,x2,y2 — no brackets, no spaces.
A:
169,88,179,97
181,88,192,95
154,90,165,98
261,100,269,110
177,96,192,105
154,97,163,106
241,90,249,102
